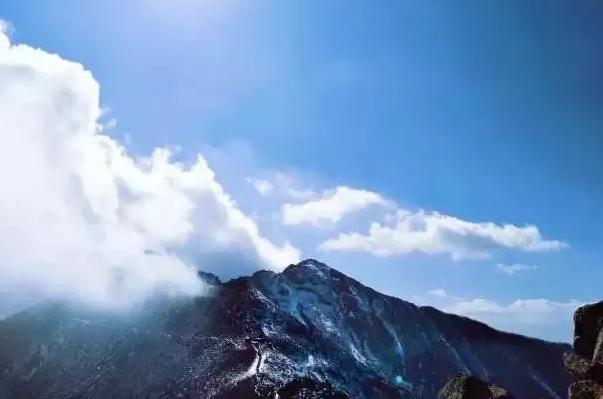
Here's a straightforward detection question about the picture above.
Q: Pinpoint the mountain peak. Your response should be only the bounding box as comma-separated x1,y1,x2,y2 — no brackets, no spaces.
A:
285,258,333,274
0,259,572,398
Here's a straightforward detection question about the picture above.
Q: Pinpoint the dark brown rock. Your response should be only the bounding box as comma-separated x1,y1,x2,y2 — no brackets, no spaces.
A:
488,384,512,398
439,374,491,399
593,368,603,386
564,351,593,379
439,373,513,399
593,328,603,365
565,302,603,398
574,301,603,358
568,380,597,399
592,329,603,384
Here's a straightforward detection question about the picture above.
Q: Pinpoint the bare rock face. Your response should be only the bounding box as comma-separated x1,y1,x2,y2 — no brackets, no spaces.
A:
593,329,603,370
566,301,603,399
574,301,603,358
438,373,512,399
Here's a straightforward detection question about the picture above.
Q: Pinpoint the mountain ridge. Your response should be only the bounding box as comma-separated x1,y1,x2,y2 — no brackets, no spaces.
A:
289,260,567,345
0,259,571,398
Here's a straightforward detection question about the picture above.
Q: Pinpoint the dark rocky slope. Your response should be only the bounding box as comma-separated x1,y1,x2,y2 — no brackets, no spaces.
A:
0,259,571,398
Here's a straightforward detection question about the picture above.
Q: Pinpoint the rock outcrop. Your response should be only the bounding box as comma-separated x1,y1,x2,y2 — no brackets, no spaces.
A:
438,373,512,399
565,301,603,398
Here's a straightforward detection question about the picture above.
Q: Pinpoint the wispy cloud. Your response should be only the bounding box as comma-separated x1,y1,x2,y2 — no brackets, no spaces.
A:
246,177,274,196
320,208,567,261
445,298,582,325
418,288,584,339
427,288,449,298
496,263,539,275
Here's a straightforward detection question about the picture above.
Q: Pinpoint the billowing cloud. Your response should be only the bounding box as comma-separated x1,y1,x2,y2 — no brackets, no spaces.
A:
0,23,299,316
496,263,539,275
282,186,386,227
320,209,567,260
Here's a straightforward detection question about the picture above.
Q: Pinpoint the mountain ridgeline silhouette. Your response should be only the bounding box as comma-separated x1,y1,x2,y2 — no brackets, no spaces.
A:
0,259,570,398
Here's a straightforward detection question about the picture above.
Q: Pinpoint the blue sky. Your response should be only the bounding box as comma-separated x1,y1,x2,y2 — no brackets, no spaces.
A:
2,0,603,341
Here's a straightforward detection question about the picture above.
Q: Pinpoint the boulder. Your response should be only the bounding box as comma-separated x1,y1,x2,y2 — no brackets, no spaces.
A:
439,373,512,399
488,384,513,399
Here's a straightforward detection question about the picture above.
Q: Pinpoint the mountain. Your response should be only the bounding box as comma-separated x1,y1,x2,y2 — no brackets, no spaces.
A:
0,259,571,398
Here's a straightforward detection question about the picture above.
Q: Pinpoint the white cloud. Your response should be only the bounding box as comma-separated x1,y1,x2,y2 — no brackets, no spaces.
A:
418,288,583,340
320,209,567,260
445,298,582,325
246,177,274,196
0,20,12,48
282,186,386,227
242,171,316,201
427,288,449,298
496,263,539,275
270,172,316,200
0,24,299,316
286,187,317,201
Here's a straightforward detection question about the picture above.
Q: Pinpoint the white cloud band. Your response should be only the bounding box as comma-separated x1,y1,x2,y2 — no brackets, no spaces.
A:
320,209,566,260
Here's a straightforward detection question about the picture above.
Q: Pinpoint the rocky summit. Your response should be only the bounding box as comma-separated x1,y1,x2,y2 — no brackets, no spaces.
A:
0,259,571,398
564,301,603,398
